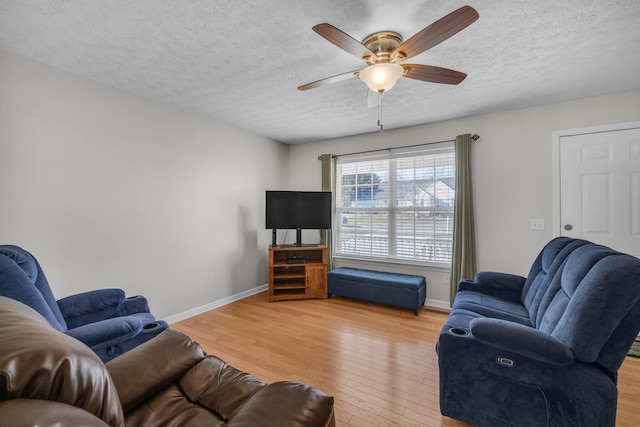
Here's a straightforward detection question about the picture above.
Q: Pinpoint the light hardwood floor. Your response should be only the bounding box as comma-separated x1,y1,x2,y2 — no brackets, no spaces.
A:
172,292,640,427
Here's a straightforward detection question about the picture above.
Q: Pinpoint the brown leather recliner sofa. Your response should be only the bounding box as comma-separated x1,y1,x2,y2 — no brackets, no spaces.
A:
0,296,335,426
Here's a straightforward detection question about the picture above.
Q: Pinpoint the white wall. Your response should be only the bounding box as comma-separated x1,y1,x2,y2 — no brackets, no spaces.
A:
0,50,289,319
289,90,640,306
2,48,639,314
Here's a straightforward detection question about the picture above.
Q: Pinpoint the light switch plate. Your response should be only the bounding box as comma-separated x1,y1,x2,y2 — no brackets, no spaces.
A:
530,219,545,230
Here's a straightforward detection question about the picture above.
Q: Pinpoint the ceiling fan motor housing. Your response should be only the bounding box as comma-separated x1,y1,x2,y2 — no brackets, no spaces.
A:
362,31,404,64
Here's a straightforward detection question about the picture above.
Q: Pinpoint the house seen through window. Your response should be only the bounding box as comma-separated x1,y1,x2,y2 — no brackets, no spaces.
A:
335,147,455,265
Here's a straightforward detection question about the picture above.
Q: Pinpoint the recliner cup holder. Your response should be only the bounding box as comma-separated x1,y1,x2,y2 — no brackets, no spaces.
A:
143,322,161,330
448,327,469,336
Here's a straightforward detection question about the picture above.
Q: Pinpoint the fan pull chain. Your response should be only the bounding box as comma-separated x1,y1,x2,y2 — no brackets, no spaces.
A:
377,90,384,132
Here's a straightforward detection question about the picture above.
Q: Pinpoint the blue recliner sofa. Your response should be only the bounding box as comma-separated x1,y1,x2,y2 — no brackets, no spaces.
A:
438,237,640,427
0,245,168,362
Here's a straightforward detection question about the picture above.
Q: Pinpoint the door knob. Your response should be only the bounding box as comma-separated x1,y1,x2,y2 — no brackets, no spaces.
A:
564,224,573,231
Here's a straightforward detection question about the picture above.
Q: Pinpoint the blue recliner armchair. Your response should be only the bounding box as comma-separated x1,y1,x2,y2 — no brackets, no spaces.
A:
0,245,168,362
438,237,640,427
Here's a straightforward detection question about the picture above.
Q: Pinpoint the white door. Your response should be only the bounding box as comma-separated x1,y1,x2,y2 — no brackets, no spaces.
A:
555,122,640,258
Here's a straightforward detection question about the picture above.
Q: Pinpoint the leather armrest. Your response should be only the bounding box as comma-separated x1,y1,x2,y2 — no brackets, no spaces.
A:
226,382,335,427
179,355,335,427
0,297,124,427
470,317,574,365
107,328,205,413
179,355,267,420
0,399,112,427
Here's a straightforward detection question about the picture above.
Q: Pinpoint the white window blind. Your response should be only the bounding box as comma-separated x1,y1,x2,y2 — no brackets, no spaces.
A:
335,148,455,265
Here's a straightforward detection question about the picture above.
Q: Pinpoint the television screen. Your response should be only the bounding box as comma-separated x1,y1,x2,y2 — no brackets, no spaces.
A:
266,191,332,230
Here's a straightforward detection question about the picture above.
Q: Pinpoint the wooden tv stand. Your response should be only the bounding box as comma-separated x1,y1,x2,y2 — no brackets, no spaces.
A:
268,245,327,302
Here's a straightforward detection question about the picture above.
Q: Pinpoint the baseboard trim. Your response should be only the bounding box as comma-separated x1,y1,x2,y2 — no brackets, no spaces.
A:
425,298,450,310
164,284,268,324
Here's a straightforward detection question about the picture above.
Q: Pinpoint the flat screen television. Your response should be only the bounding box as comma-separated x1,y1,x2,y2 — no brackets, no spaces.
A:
266,190,331,247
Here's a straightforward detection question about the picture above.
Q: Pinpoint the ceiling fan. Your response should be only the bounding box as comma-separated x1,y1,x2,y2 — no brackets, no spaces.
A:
298,5,479,96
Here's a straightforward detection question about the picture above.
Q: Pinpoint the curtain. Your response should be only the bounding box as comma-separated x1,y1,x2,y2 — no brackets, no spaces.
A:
320,154,335,271
450,134,477,306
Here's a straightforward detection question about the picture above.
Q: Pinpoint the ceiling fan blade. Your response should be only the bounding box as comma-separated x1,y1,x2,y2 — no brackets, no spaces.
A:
297,70,362,91
313,23,378,62
401,64,467,85
391,6,479,61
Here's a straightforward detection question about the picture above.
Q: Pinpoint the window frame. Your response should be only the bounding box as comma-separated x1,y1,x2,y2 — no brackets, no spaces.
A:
334,146,455,268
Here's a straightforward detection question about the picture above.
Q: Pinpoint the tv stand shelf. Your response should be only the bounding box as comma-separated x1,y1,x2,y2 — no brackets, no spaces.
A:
268,245,327,302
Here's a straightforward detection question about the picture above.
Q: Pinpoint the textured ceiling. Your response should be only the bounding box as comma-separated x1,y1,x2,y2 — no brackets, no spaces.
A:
1,1,640,144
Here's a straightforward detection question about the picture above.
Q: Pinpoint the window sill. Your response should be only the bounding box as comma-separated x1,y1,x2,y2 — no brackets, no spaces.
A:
333,254,451,272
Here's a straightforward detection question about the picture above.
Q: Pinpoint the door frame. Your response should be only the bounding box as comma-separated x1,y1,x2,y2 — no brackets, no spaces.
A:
552,120,640,238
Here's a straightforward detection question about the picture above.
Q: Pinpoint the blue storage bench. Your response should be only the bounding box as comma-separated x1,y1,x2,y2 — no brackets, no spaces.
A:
327,267,426,315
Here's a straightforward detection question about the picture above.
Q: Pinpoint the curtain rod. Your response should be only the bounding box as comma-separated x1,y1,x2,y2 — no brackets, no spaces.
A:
318,134,479,160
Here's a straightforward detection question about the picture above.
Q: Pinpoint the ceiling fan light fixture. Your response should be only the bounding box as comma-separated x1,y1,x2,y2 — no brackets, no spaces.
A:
359,63,404,93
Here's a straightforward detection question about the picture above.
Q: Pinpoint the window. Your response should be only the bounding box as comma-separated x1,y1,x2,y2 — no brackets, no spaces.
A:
335,148,455,265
